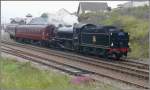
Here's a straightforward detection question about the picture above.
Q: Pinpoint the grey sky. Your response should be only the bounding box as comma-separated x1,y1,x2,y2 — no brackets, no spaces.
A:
1,1,128,23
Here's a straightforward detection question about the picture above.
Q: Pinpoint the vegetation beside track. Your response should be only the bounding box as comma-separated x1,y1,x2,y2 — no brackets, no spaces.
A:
0,57,119,90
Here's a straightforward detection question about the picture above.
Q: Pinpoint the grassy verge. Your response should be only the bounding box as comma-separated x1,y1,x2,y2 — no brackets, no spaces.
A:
0,57,120,90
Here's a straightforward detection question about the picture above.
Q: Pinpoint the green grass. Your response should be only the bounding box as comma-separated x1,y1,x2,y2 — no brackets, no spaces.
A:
0,57,120,90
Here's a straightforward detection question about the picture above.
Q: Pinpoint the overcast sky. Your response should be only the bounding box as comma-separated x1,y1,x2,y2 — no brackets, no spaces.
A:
1,1,128,23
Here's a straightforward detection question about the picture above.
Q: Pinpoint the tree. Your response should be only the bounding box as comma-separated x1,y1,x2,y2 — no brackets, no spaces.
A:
41,13,48,18
107,7,111,11
26,13,32,18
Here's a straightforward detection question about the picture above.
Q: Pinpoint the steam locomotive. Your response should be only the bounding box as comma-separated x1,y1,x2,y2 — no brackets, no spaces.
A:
6,23,129,59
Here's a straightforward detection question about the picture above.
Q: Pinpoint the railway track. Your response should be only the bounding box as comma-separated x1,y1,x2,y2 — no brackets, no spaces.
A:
2,47,92,76
2,40,149,70
2,40,149,76
1,40,149,89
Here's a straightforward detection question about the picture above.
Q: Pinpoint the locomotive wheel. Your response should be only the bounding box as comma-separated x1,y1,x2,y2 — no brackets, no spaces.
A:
64,41,72,49
9,35,13,39
40,41,46,46
82,47,90,55
15,38,22,43
111,53,121,60
112,53,117,59
102,51,109,59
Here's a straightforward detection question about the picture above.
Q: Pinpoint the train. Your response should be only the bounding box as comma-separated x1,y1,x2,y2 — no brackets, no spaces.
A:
5,23,130,59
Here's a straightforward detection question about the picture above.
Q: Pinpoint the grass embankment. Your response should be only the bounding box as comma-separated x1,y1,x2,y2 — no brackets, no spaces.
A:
0,57,119,90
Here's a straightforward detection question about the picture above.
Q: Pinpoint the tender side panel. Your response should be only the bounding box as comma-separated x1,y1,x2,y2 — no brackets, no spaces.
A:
81,33,110,48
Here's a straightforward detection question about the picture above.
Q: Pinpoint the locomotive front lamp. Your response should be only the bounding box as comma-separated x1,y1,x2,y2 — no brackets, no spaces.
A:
128,32,130,35
111,43,114,46
128,42,131,46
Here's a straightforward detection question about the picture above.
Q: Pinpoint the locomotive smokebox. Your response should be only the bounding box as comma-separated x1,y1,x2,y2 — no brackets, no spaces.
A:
56,26,73,39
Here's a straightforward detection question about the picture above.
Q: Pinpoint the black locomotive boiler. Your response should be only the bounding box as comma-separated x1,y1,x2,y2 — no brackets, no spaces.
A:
55,24,129,59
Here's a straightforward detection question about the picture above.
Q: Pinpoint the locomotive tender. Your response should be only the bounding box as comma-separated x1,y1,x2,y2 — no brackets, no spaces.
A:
6,23,129,59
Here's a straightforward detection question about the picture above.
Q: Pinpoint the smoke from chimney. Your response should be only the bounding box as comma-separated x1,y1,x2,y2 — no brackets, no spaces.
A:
47,8,79,27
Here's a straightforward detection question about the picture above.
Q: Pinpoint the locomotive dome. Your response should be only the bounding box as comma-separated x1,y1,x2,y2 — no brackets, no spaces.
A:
73,23,97,29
